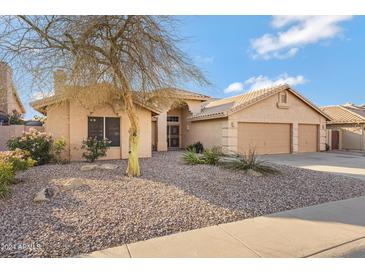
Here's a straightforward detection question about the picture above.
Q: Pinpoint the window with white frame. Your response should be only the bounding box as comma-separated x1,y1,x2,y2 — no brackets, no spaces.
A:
88,116,120,147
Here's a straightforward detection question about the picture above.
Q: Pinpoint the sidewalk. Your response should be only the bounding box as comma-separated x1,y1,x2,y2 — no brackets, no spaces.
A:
82,196,365,258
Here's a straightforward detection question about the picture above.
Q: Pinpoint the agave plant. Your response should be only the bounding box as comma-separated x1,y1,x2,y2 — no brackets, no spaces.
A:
218,149,279,175
182,148,204,165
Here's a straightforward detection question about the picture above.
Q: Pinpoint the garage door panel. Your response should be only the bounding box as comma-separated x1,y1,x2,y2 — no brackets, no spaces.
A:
238,123,291,155
298,124,318,152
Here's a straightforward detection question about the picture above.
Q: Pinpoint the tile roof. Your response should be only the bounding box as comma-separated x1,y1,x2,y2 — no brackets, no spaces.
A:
321,105,365,124
30,86,210,115
155,87,211,100
190,84,330,121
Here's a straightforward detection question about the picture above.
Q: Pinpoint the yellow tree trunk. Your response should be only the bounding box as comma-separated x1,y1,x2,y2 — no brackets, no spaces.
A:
124,92,141,177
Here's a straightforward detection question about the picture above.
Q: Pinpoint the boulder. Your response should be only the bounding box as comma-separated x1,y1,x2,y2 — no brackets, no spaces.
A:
246,169,263,177
33,187,56,202
98,164,119,170
63,178,84,190
80,164,99,171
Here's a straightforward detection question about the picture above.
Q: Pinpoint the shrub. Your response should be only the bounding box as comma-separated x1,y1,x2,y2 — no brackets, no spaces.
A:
8,110,24,125
183,146,222,165
186,141,204,154
202,147,223,165
325,143,330,151
0,183,10,198
81,137,111,162
7,128,53,165
0,150,35,199
0,149,36,172
218,149,279,175
52,137,66,164
182,148,204,165
0,161,15,185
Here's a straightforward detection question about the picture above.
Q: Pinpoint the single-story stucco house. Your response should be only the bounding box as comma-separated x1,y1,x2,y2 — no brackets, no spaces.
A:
321,103,365,151
30,71,330,161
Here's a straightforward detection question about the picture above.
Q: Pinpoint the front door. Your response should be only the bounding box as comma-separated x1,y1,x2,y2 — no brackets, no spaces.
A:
167,125,180,148
332,130,339,150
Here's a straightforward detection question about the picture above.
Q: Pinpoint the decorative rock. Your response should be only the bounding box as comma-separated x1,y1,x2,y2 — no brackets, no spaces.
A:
33,187,56,202
63,178,84,190
80,164,99,171
246,169,263,177
98,164,119,170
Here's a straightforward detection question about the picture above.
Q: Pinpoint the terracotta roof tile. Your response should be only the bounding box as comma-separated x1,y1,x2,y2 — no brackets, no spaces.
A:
321,105,365,124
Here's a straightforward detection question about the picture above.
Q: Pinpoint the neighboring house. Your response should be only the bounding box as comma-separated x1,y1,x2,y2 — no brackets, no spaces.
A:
30,71,330,161
0,62,25,123
321,103,365,151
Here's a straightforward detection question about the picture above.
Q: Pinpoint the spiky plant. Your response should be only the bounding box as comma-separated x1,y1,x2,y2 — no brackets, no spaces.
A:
218,149,279,175
182,148,204,165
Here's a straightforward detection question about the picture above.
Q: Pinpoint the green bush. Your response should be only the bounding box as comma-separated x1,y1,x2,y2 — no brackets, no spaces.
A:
186,142,204,154
81,137,111,162
52,137,66,164
182,148,204,165
8,111,24,125
202,147,223,165
7,128,53,165
0,149,36,172
183,146,222,165
0,161,15,185
0,183,10,198
218,149,279,175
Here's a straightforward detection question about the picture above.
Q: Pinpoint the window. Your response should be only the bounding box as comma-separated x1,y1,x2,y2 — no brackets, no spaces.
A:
88,116,120,147
167,116,179,122
88,117,104,140
280,92,287,104
105,117,120,147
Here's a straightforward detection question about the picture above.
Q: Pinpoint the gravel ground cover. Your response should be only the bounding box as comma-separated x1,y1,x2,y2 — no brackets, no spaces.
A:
1,151,365,257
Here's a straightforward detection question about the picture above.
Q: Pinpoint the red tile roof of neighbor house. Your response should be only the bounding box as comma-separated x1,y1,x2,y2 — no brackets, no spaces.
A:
189,84,331,121
321,104,365,124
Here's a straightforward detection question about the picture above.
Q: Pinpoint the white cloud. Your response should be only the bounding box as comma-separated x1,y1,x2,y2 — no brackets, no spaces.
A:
224,82,244,93
224,73,306,94
244,73,306,90
251,16,352,59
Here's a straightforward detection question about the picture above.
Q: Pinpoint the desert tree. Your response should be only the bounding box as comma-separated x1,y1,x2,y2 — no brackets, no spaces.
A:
0,16,208,176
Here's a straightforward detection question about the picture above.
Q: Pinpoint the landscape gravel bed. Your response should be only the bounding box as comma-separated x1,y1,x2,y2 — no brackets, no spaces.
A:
1,151,365,257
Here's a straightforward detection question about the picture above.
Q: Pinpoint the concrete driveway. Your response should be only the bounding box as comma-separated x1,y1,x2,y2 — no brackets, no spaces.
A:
263,151,365,181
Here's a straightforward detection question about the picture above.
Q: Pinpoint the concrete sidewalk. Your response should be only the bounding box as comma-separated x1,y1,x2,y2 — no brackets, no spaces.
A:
83,196,365,258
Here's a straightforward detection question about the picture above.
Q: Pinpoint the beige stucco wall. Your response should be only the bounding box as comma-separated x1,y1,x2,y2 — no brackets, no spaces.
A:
0,125,43,151
45,100,152,161
45,101,70,159
327,123,364,151
186,118,228,149
225,91,327,153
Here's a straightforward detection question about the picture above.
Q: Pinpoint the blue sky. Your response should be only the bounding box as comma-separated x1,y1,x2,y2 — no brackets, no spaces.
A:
22,15,364,118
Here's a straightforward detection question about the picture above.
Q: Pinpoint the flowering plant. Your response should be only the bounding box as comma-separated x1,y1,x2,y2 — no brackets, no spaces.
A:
81,137,111,162
7,128,53,165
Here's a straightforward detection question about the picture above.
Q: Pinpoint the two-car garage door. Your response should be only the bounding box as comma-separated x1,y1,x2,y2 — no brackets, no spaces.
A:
237,122,318,155
238,123,291,154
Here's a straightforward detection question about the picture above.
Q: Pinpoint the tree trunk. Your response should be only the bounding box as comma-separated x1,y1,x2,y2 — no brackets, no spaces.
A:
124,92,141,177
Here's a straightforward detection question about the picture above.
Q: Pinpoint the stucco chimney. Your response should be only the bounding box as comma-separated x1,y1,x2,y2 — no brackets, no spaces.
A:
54,70,66,95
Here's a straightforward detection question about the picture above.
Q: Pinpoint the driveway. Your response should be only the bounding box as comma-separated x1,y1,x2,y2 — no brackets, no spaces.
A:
263,151,365,180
